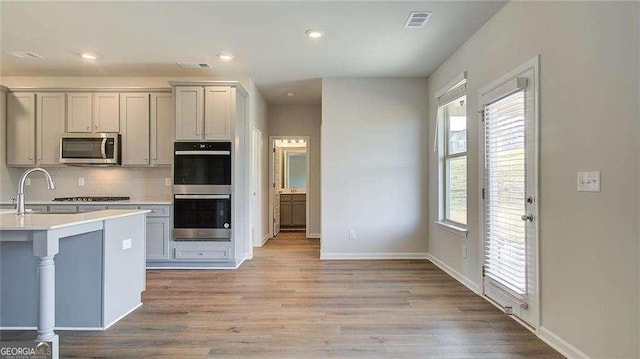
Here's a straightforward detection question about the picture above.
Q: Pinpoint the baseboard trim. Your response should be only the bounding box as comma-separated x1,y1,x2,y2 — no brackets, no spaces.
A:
1,303,143,332
261,234,270,246
320,252,429,260
103,302,142,330
539,326,591,359
426,253,480,294
307,233,321,239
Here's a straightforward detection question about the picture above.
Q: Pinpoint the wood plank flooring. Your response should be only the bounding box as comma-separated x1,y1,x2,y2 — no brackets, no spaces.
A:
1,232,562,358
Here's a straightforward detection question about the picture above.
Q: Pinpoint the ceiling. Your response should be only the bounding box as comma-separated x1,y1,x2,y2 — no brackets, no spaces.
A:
0,1,505,104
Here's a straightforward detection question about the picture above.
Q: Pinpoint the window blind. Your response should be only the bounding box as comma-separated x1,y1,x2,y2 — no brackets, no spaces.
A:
483,89,527,297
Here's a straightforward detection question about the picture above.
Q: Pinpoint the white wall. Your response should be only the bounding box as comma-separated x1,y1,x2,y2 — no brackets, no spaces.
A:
248,79,270,245
321,78,428,258
269,104,321,236
426,2,639,358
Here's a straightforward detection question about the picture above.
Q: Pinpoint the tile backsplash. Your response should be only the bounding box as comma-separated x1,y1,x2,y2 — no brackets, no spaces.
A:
1,166,172,202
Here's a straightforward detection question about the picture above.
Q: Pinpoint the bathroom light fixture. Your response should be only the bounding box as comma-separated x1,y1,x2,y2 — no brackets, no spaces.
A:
305,29,324,39
81,52,98,60
217,53,234,61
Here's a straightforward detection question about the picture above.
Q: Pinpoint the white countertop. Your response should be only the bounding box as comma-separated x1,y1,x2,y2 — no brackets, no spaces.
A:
0,209,150,231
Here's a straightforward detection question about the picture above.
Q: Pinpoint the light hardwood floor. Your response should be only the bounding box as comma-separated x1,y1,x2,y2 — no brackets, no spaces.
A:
1,232,562,358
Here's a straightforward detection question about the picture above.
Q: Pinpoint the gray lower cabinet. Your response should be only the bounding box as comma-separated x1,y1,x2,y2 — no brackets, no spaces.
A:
170,241,233,262
280,194,306,227
146,217,170,260
49,204,77,213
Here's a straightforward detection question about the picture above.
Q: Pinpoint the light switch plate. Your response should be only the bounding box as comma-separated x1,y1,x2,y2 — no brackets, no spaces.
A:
577,171,600,192
122,238,132,250
78,177,85,187
165,177,172,187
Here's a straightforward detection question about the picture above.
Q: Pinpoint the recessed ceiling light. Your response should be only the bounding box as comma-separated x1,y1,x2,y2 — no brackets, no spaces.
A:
7,51,44,59
81,53,98,60
217,53,234,61
286,91,296,97
305,29,324,39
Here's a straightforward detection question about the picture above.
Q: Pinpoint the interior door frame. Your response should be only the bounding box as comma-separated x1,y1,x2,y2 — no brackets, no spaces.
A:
477,55,541,331
268,135,311,239
250,127,263,248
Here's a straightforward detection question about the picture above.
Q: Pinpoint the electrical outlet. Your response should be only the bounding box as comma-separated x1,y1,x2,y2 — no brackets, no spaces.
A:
463,246,468,259
24,178,31,186
165,177,172,187
122,238,132,250
348,230,356,240
78,177,85,187
577,171,600,192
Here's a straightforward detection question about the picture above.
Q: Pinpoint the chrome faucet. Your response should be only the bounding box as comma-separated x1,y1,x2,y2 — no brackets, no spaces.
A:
16,167,56,215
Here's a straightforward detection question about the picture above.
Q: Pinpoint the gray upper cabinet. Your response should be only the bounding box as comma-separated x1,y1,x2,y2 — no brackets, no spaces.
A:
120,93,150,166
204,86,231,141
150,93,173,165
93,93,120,132
67,92,119,133
7,92,36,166
175,85,232,141
175,86,203,140
36,92,65,165
66,93,93,132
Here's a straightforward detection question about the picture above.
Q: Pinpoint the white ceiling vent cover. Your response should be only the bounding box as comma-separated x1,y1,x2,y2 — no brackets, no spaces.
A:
404,12,433,29
177,62,212,69
7,51,44,59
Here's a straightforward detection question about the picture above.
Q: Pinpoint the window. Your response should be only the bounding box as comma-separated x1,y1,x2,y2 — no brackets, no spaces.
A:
436,74,467,234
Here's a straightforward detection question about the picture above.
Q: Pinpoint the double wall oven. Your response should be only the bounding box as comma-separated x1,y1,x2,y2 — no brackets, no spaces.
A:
173,142,232,241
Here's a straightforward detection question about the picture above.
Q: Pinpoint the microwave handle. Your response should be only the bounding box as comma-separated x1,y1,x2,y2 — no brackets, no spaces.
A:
174,194,230,200
101,138,107,159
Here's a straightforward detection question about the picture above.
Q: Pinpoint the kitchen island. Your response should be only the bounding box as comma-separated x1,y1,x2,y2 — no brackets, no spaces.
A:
0,209,149,359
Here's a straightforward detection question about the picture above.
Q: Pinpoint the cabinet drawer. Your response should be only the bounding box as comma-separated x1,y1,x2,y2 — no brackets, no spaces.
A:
49,204,77,213
26,205,48,212
174,249,230,261
139,205,169,217
78,205,107,213
292,194,306,202
0,205,14,210
107,204,139,210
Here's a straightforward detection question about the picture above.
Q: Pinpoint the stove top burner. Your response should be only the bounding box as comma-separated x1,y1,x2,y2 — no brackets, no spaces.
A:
53,196,131,202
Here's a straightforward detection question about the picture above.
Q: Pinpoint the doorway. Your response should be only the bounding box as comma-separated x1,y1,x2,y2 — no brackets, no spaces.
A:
479,57,540,329
269,136,310,239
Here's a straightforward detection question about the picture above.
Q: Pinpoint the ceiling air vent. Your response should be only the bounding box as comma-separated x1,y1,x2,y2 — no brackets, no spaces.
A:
404,11,433,29
177,62,212,69
7,51,44,59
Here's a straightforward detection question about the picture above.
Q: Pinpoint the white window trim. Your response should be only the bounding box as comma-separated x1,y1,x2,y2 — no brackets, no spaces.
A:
435,72,468,237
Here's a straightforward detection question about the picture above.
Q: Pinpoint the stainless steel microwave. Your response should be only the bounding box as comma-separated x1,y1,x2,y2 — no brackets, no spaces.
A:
60,133,121,165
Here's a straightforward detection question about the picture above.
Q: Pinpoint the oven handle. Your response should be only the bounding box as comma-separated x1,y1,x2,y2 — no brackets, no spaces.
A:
174,151,231,155
101,138,107,159
174,194,231,199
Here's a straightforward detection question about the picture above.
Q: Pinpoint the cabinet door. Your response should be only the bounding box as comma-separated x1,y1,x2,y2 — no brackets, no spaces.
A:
66,93,93,132
120,93,150,166
150,93,173,165
36,93,65,165
292,200,306,226
175,86,203,140
204,86,231,141
280,200,292,226
93,93,120,132
49,205,77,213
146,217,169,260
7,92,36,165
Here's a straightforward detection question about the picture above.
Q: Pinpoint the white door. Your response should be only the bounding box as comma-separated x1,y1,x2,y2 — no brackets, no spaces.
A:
273,144,282,237
480,58,539,328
